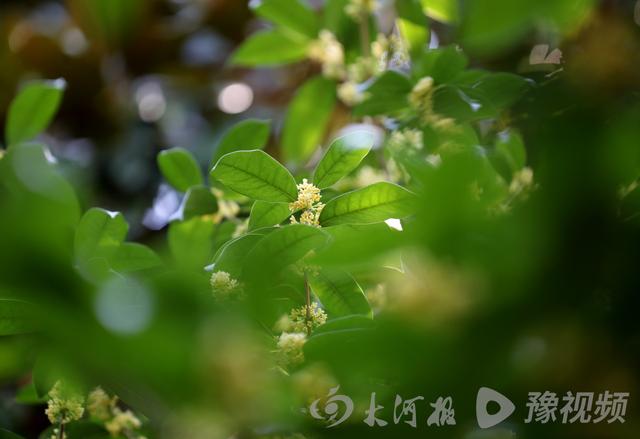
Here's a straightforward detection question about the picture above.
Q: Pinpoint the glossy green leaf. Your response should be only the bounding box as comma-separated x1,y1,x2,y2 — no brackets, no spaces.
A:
309,269,371,317
157,147,203,192
354,71,413,116
432,85,498,122
168,216,215,269
313,131,374,189
249,201,292,230
74,208,128,264
282,76,337,163
212,119,271,164
0,299,35,336
247,225,330,275
111,243,162,273
320,182,417,226
212,232,269,277
250,0,319,38
6,79,66,146
469,72,531,109
210,150,297,202
182,186,218,220
413,46,468,83
230,29,310,66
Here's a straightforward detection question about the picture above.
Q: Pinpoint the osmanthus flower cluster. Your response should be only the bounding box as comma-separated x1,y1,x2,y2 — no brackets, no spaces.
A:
44,383,146,439
275,302,328,368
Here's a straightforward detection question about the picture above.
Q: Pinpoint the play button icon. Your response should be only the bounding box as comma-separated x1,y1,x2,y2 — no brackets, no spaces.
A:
476,387,516,429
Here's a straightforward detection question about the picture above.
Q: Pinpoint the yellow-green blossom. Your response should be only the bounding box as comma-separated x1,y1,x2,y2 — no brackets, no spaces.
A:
289,302,327,334
45,382,85,425
345,0,380,20
277,332,307,367
289,179,324,227
87,387,116,422
308,30,345,80
210,270,240,300
338,81,366,106
105,407,142,437
388,129,424,151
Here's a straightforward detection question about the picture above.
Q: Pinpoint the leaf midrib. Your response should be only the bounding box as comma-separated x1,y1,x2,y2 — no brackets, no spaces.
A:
218,161,294,201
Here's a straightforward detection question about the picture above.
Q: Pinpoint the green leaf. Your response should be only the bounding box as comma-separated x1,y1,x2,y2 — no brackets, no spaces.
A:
282,76,337,163
6,79,66,146
469,72,531,109
230,29,310,66
15,381,47,405
74,208,128,264
182,186,218,220
313,131,374,189
311,314,375,335
354,71,413,116
396,0,429,57
157,147,203,192
413,46,468,83
246,224,330,275
212,232,269,277
111,243,162,273
420,0,458,23
489,129,527,180
0,299,35,336
431,85,498,122
249,201,292,230
212,119,271,164
168,216,216,269
309,270,371,317
320,182,417,226
210,150,297,202
250,0,319,38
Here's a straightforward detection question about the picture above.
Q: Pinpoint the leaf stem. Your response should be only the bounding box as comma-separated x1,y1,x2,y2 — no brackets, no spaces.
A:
304,271,311,336
359,13,371,58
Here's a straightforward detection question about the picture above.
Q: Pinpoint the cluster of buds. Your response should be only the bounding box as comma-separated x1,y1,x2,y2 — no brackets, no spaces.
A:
210,270,242,301
289,179,324,227
388,128,424,152
45,382,85,432
287,302,328,334
308,30,345,80
371,33,409,69
409,76,456,128
345,0,380,21
275,301,328,368
276,332,308,367
87,387,146,439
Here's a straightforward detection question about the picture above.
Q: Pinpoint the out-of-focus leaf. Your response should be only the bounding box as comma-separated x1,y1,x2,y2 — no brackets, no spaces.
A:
249,201,292,230
6,79,66,146
74,208,128,264
420,0,458,23
0,143,80,223
396,0,429,57
323,0,350,34
111,243,162,273
246,225,330,275
354,71,413,116
157,147,203,192
312,314,375,335
313,131,374,189
168,217,215,269
212,119,271,164
282,76,337,164
230,29,310,66
490,129,527,179
459,0,595,56
413,46,468,83
320,182,417,226
15,381,46,405
182,186,218,220
0,299,35,336
71,0,146,47
309,269,371,317
250,0,319,38
210,150,297,202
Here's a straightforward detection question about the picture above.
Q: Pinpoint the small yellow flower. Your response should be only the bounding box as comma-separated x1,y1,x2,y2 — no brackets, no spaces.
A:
289,302,328,334
87,387,116,422
409,76,435,110
338,81,366,106
210,270,240,300
345,0,380,21
289,179,322,212
308,31,345,80
45,382,85,425
105,408,142,437
277,332,307,367
388,129,424,152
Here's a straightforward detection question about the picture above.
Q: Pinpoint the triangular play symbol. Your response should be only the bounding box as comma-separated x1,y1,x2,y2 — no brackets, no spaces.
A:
476,387,516,429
